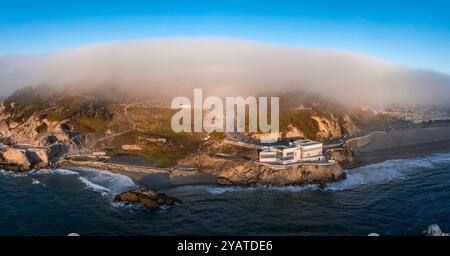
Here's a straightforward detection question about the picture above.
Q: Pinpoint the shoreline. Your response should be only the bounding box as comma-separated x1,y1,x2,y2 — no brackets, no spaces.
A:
4,125,450,191
59,160,218,191
60,125,450,190
351,126,450,168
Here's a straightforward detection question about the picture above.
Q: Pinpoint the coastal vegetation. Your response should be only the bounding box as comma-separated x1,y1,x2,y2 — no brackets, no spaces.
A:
0,85,386,173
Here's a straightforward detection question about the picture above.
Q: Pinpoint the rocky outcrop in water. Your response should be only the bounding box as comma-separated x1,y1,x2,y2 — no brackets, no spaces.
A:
217,161,345,186
113,188,182,210
423,224,449,236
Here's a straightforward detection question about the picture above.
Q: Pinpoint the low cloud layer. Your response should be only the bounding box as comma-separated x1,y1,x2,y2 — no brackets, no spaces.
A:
1,38,449,108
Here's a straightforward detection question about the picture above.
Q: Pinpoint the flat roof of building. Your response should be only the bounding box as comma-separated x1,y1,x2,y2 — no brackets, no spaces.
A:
298,140,322,146
262,139,322,150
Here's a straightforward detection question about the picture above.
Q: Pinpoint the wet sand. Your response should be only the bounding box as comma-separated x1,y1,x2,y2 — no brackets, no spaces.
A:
104,167,218,191
131,172,217,191
354,126,450,167
104,154,218,190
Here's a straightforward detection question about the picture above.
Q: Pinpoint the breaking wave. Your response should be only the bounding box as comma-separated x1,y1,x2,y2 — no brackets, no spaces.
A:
73,167,138,195
328,153,450,191
206,184,319,194
1,167,138,196
29,169,79,176
206,153,450,194
0,169,30,177
78,176,111,193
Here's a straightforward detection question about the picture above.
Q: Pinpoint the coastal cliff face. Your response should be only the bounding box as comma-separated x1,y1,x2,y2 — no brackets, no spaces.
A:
217,161,345,186
0,143,69,171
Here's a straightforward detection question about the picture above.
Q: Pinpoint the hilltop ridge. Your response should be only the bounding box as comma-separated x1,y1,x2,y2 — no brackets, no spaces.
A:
0,85,388,172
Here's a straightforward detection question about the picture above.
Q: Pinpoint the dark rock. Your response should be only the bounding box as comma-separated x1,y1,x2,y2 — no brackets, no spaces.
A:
318,181,327,189
25,151,43,165
48,143,69,163
60,123,81,140
140,198,159,209
46,135,59,145
60,123,71,133
114,188,182,211
156,193,167,205
217,177,232,185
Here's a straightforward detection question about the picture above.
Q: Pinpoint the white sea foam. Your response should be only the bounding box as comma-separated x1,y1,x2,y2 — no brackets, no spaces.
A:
29,168,79,176
78,176,111,193
111,201,146,210
207,186,257,194
0,170,30,177
1,166,139,203
24,167,139,195
327,153,450,191
2,167,138,196
73,167,138,195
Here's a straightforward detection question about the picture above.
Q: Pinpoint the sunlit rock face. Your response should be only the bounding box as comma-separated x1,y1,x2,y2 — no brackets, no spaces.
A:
217,161,345,186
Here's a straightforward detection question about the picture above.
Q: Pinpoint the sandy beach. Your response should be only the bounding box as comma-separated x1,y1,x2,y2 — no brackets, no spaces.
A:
354,126,450,167
118,170,218,191
61,157,218,191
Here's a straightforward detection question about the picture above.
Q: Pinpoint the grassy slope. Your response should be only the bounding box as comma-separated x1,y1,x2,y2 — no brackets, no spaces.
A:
3,87,383,166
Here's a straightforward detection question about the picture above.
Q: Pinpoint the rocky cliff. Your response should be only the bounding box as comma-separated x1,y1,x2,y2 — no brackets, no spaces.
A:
217,161,345,186
0,143,69,171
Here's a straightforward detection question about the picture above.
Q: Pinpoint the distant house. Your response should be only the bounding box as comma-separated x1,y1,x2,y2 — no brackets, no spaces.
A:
259,139,324,165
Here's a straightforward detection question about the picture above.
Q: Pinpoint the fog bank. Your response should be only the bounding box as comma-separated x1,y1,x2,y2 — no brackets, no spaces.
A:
1,38,449,108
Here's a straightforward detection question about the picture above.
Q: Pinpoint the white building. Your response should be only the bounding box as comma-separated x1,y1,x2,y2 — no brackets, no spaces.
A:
259,140,324,165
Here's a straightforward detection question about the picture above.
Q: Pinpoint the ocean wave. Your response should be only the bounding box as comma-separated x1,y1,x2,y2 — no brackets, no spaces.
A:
1,167,138,196
111,201,146,210
31,178,40,185
29,168,79,176
328,153,450,191
73,167,138,195
1,168,80,178
206,184,320,194
30,167,138,195
0,170,29,177
78,176,111,193
207,186,257,194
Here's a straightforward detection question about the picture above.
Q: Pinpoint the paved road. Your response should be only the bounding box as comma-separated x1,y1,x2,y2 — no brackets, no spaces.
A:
226,121,450,147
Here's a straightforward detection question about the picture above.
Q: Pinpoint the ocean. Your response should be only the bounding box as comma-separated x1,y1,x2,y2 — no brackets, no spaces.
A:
1,152,450,236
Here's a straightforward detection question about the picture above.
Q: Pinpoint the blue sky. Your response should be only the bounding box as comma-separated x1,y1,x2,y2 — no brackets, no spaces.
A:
1,0,449,74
